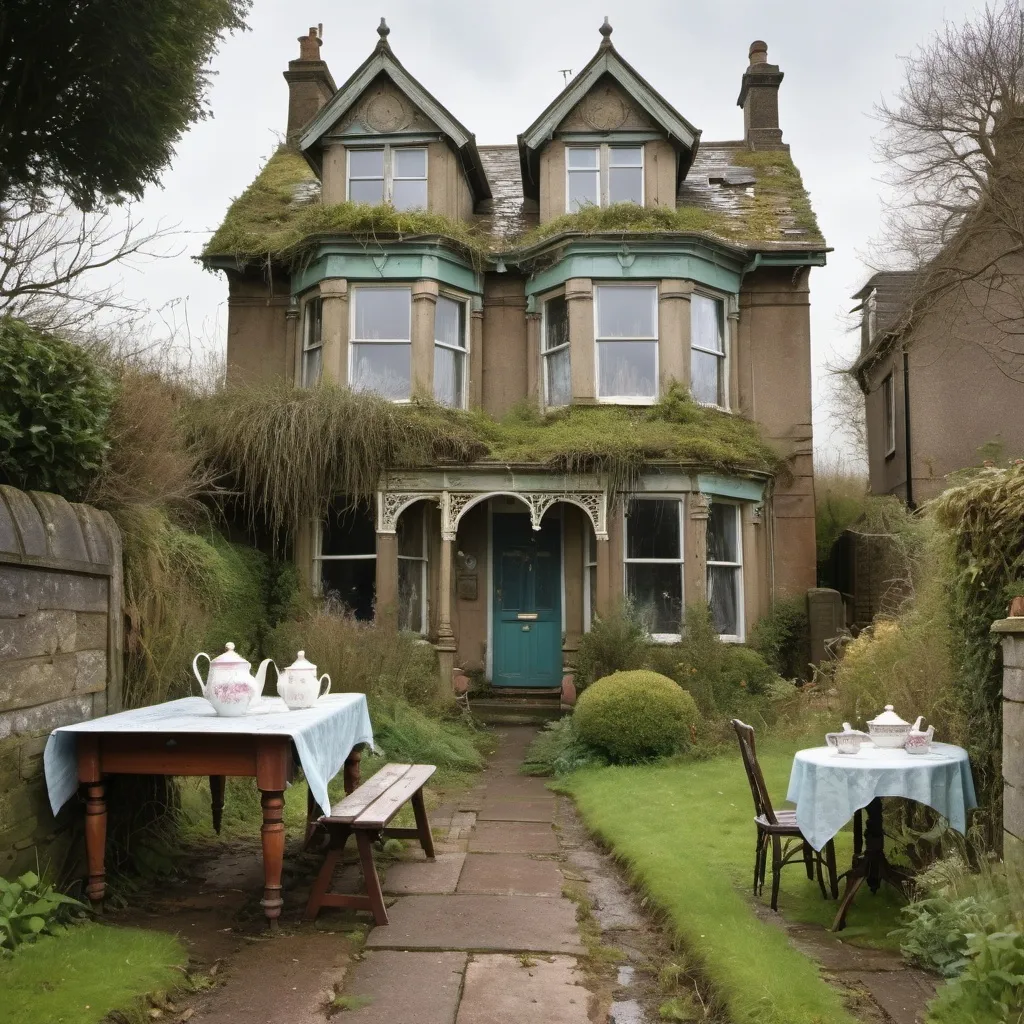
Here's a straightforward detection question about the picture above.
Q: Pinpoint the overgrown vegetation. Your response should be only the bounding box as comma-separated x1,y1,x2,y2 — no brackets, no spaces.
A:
730,150,823,241
521,202,733,246
0,872,85,953
814,465,871,563
748,595,810,680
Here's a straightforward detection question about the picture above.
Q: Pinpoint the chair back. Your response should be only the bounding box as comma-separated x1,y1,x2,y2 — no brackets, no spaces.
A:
730,719,778,825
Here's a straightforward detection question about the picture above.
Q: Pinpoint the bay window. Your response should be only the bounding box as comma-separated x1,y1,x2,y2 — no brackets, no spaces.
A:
624,498,684,639
707,502,743,640
566,145,644,211
301,297,323,387
543,294,571,407
595,284,658,401
315,504,376,620
350,286,412,401
434,295,468,409
691,294,726,407
348,146,427,210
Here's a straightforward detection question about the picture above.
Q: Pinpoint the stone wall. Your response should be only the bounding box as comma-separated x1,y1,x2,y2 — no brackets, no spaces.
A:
0,485,122,877
996,617,1024,860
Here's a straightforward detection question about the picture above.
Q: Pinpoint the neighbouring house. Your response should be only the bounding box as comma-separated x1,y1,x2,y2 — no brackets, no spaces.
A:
851,267,1024,506
202,19,827,689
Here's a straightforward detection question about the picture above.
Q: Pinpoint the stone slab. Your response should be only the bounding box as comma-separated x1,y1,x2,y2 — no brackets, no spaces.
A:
478,799,555,823
481,777,554,800
469,821,559,854
384,853,466,895
859,969,938,1024
340,950,467,1024
457,853,563,896
455,954,588,1024
364,895,584,954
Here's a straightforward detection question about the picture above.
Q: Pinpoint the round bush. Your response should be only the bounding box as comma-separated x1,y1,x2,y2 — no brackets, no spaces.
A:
574,670,699,763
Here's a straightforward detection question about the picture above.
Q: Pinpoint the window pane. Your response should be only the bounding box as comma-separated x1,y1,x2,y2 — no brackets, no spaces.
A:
320,559,375,621
304,298,322,347
708,565,740,636
609,147,643,166
301,346,322,387
544,295,568,352
707,503,738,562
349,149,384,178
545,348,571,407
351,343,411,400
627,499,680,559
596,286,656,337
435,296,465,348
691,349,723,405
354,288,411,340
609,166,643,204
568,170,599,211
691,294,724,353
397,506,424,557
627,563,683,635
322,504,376,556
392,178,427,211
398,559,424,632
349,178,384,204
567,147,599,169
434,344,465,408
393,148,426,177
597,340,656,397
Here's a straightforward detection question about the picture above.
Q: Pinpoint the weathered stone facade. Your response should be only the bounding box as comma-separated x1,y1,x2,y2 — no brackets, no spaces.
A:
0,485,122,877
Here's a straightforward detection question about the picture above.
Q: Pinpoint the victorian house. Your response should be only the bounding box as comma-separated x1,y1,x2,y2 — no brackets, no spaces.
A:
203,19,826,689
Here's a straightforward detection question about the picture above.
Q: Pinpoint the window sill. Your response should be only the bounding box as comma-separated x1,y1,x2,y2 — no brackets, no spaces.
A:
719,634,744,644
649,633,681,645
596,397,657,406
694,401,731,414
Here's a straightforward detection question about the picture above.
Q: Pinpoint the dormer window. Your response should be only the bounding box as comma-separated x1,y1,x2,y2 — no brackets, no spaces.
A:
566,145,644,212
347,146,427,210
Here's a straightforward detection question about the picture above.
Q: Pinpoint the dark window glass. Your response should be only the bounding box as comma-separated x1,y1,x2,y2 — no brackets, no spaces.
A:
321,504,376,556
320,560,375,621
626,500,680,560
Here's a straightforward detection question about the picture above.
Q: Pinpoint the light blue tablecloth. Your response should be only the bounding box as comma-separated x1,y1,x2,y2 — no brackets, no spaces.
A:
786,742,977,851
44,694,374,818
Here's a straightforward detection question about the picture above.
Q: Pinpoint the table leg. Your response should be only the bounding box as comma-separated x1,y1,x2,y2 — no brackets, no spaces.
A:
864,798,885,893
344,747,362,794
210,775,226,835
84,780,107,907
259,790,285,929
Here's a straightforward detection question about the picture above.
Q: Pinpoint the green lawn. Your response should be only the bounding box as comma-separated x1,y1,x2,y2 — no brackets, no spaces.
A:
2,922,186,1024
565,737,907,1024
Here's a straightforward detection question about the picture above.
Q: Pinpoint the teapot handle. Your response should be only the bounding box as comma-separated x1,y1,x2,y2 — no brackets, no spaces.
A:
825,733,839,748
192,653,211,696
319,673,331,699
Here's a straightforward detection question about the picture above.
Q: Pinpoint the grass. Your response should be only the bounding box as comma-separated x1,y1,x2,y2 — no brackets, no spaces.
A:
1,922,186,1024
518,202,734,246
564,735,906,1024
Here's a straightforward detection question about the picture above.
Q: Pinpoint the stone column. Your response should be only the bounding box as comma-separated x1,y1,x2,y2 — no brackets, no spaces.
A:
318,278,348,384
594,536,612,619
686,493,710,608
436,533,457,691
658,279,692,393
727,296,740,411
375,532,399,631
566,278,595,402
284,303,301,385
526,311,542,408
469,302,484,409
411,279,438,399
994,617,1024,864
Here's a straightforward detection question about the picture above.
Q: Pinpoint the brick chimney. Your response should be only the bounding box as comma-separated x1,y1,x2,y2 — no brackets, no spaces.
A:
736,41,785,150
283,26,336,142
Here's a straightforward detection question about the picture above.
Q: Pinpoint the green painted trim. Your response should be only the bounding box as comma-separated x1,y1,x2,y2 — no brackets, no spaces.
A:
697,473,765,502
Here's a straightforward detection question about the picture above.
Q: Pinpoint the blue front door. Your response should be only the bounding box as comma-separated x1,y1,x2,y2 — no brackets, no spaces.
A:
492,513,562,688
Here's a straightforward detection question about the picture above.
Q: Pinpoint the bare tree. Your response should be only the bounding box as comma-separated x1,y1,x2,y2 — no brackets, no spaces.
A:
873,0,1024,380
0,189,180,337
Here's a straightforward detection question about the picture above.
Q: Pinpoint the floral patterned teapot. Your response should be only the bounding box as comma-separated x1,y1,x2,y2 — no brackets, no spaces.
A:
905,716,935,754
192,643,275,717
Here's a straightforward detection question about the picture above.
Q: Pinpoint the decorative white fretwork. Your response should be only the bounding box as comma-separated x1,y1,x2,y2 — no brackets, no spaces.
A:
521,492,606,538
376,492,440,534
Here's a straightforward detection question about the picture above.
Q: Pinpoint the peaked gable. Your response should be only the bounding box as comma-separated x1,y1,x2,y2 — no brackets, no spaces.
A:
555,76,657,134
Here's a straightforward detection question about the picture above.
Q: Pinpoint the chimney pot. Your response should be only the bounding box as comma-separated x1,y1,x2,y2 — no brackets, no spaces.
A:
297,27,321,62
748,40,768,65
285,25,335,141
737,40,785,150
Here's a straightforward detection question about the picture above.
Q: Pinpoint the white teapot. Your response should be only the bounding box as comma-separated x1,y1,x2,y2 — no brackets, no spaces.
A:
866,704,913,748
277,651,331,710
192,642,275,717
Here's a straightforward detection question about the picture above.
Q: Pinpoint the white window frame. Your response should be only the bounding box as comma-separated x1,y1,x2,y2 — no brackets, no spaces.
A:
433,292,469,410
622,496,685,643
594,283,659,405
883,372,896,457
397,510,429,635
565,144,645,212
707,500,744,643
542,291,571,409
300,295,323,388
349,284,413,403
346,145,428,210
311,520,376,598
690,291,729,410
583,525,598,631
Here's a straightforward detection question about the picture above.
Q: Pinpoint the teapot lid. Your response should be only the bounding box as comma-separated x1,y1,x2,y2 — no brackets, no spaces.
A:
210,642,250,667
285,650,317,673
868,704,909,727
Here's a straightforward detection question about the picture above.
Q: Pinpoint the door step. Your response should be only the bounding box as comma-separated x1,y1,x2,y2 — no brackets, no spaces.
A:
470,692,564,725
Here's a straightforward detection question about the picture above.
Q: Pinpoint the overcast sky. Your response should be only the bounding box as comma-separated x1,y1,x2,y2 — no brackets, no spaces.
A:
107,0,981,463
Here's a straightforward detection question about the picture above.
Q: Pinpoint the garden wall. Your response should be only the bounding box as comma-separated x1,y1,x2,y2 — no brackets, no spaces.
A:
0,485,122,877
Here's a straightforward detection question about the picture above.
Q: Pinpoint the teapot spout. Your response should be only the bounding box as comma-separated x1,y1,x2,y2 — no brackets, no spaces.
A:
912,715,924,731
253,659,276,699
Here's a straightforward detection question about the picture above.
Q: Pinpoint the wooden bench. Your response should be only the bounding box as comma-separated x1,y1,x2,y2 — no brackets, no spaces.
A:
304,763,436,925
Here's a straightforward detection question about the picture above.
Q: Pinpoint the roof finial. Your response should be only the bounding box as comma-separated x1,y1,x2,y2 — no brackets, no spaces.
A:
377,18,391,46
599,16,613,48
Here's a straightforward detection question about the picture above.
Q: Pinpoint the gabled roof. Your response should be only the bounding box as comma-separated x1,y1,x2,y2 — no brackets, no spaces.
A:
849,270,918,377
517,19,701,200
298,20,491,200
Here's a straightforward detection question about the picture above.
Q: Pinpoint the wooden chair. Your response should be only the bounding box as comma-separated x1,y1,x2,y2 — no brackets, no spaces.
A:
304,763,436,926
730,719,838,911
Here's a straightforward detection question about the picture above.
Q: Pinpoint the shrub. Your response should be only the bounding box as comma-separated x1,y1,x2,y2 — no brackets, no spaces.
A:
0,317,113,500
521,717,607,776
0,872,84,953
573,604,649,688
369,699,485,774
929,928,1024,1023
574,670,698,763
748,596,810,680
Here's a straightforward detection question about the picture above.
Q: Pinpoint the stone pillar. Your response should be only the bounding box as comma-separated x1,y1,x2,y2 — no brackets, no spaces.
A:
469,302,484,409
436,533,457,690
686,493,710,607
807,588,844,665
285,303,301,385
526,311,542,408
994,617,1024,863
727,296,740,412
594,536,612,619
658,280,692,392
411,279,438,399
566,278,595,402
375,532,399,631
318,278,348,384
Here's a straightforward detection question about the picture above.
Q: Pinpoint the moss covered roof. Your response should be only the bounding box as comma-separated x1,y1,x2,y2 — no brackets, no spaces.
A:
203,142,825,266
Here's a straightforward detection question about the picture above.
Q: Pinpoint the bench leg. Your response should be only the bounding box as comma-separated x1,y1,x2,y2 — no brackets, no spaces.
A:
411,788,435,860
356,831,388,926
304,827,349,922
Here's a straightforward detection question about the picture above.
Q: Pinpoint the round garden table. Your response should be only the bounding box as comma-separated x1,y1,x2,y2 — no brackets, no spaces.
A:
786,742,977,930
